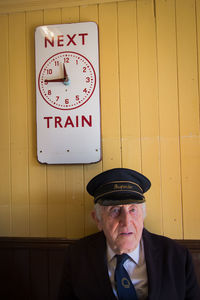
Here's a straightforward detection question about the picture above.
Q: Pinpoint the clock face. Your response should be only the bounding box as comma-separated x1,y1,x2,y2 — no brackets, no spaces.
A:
38,51,96,110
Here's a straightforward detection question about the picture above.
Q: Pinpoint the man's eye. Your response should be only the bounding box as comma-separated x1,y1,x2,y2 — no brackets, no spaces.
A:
130,207,137,214
109,208,120,217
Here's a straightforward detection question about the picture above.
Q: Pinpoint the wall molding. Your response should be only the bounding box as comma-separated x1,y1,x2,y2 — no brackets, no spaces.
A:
0,236,74,248
0,236,199,250
0,0,129,15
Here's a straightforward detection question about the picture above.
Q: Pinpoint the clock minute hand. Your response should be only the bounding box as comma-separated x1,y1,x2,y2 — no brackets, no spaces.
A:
63,64,70,85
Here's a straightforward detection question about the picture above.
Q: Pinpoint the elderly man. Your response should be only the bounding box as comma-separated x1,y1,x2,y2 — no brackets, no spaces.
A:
58,168,200,300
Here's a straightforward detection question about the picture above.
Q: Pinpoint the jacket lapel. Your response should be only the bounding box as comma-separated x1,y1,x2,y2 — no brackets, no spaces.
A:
89,231,117,300
143,229,162,300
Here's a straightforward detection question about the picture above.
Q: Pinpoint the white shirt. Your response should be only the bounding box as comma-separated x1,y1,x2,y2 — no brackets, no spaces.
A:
107,239,148,300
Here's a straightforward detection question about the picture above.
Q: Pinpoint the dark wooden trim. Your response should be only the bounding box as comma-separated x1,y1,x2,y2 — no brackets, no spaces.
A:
175,239,200,252
0,237,75,248
0,236,199,250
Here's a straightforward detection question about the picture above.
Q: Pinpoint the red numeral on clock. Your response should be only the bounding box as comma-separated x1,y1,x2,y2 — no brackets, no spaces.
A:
64,57,69,63
47,69,52,74
83,67,86,73
86,77,90,83
76,95,79,101
83,88,87,93
48,90,52,95
65,99,69,104
56,96,59,101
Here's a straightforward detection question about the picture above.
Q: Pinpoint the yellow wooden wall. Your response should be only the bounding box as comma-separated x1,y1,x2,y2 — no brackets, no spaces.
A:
0,0,199,239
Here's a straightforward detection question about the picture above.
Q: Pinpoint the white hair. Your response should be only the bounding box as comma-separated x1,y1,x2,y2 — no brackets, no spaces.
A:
94,202,146,221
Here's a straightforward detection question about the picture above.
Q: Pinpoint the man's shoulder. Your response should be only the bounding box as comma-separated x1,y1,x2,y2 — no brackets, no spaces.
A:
143,228,187,255
69,231,106,252
78,230,105,244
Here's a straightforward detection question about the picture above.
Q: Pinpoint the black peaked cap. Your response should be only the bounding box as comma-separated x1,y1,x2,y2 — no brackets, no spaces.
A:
86,168,151,206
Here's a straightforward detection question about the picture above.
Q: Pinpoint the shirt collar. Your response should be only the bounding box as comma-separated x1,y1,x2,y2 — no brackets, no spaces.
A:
107,240,141,265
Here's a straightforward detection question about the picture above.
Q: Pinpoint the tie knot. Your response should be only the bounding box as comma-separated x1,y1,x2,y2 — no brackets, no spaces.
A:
116,253,129,266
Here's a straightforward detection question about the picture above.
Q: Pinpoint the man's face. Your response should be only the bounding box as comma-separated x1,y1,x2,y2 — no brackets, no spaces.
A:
92,203,144,254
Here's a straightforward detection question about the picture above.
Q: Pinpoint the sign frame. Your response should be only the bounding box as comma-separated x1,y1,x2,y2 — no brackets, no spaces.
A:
35,22,101,164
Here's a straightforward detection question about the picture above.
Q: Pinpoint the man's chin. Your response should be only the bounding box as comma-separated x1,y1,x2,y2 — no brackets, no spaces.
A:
115,238,138,254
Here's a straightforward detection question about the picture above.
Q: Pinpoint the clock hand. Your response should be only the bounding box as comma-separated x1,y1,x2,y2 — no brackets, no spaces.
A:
45,77,70,86
45,78,65,83
63,63,67,79
63,63,70,86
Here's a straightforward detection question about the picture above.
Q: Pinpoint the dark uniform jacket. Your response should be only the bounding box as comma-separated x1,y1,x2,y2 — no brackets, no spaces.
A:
58,228,200,300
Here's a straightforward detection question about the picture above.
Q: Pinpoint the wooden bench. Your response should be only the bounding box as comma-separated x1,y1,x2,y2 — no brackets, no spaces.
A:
0,237,199,300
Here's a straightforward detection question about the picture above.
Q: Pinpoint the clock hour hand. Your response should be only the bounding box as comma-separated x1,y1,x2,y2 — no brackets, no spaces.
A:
45,78,65,83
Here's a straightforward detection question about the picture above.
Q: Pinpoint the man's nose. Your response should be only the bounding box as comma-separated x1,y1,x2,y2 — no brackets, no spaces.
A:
119,209,130,226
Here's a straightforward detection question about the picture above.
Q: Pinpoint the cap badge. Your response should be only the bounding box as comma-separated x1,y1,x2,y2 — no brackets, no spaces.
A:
114,184,132,190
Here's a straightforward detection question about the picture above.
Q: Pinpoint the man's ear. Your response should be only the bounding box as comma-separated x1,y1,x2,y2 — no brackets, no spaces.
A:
91,210,103,231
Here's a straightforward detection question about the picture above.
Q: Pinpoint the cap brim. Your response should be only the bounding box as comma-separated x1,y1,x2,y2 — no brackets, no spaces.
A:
97,198,145,206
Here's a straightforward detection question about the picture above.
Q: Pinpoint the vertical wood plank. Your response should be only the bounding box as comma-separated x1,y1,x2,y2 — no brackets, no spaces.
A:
30,249,49,299
65,165,84,238
155,0,183,238
12,249,30,299
48,248,66,300
83,163,102,235
79,4,103,236
61,7,85,239
137,0,163,234
176,0,200,238
80,2,98,22
196,0,200,233
47,166,66,237
0,249,13,299
26,10,48,237
61,6,79,23
196,0,200,89
44,7,62,25
43,8,67,237
99,2,122,170
9,12,29,236
118,1,142,171
0,14,11,236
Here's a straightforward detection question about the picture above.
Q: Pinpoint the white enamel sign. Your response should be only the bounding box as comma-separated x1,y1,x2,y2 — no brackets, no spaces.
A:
35,22,101,164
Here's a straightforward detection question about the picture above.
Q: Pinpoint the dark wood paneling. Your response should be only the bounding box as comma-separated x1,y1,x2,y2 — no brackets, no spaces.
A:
0,237,72,300
30,249,49,300
13,249,30,299
48,249,66,300
0,237,199,300
0,248,13,300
